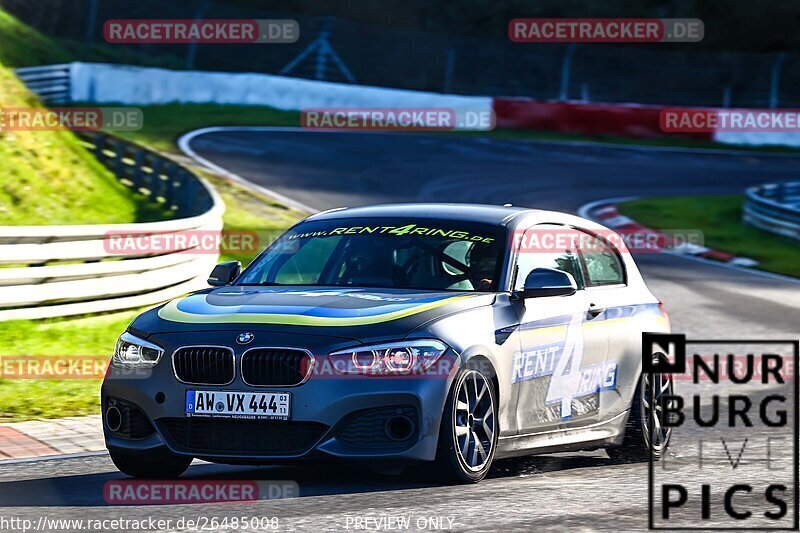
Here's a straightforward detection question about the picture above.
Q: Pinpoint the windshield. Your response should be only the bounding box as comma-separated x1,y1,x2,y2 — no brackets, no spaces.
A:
238,218,506,292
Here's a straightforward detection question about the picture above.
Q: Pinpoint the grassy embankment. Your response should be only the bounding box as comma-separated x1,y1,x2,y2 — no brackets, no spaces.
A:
0,9,303,421
618,195,800,278
0,98,304,421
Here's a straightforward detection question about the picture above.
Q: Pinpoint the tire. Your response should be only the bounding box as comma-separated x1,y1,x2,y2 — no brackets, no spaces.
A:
608,354,674,463
433,364,499,483
109,448,193,479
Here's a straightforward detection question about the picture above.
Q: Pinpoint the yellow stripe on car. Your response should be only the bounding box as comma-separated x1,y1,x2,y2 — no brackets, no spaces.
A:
158,294,477,326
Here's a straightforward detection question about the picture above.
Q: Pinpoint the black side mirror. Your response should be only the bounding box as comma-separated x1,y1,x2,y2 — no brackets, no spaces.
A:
208,261,242,286
517,268,577,299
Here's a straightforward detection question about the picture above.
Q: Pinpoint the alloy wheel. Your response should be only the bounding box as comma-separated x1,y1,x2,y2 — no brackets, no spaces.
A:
640,366,674,454
453,370,496,472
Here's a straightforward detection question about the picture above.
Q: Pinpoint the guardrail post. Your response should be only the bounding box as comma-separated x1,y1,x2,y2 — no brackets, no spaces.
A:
163,162,176,207
114,139,125,180
146,155,160,200
132,148,144,191
93,132,106,163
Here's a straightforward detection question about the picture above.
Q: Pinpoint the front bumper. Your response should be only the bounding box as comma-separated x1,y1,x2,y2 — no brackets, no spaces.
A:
101,345,456,464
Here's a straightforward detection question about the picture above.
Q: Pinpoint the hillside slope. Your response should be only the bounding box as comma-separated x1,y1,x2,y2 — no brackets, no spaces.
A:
0,60,169,225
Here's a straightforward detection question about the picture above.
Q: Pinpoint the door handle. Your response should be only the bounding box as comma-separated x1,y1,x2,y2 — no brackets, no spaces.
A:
587,304,605,319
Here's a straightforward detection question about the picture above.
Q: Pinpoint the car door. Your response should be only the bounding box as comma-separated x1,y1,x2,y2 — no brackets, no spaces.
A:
562,227,628,430
510,224,609,434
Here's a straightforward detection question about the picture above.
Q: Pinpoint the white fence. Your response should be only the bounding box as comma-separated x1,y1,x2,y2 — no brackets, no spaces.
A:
15,62,493,125
0,133,224,322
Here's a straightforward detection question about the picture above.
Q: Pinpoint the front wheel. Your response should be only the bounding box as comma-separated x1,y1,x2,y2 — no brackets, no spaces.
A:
608,354,674,463
434,366,498,483
109,448,193,479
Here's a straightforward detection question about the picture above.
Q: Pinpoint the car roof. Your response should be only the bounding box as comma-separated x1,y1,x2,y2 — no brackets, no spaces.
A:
305,203,537,226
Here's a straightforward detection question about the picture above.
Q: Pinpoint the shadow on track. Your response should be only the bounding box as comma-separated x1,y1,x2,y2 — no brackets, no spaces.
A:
0,453,619,507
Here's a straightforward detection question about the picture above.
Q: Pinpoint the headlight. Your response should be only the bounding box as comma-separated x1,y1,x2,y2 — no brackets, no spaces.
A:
329,339,448,375
112,332,164,368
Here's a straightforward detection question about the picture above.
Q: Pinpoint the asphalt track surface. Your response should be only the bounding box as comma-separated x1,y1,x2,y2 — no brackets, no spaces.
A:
3,130,800,532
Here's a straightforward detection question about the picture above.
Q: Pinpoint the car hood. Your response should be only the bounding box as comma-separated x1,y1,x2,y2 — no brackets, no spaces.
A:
131,286,495,343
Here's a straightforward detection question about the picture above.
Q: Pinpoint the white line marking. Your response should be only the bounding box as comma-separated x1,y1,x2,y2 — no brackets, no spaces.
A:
593,206,618,216
577,197,638,220
602,215,636,228
178,127,318,214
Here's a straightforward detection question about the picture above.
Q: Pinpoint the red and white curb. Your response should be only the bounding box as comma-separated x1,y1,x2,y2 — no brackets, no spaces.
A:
578,197,758,267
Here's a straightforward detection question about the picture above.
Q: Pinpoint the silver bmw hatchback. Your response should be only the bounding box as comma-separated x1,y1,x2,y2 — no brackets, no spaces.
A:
103,203,672,483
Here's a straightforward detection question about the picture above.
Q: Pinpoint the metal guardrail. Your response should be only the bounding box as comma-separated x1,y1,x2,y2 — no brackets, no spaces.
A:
0,132,224,322
83,131,216,218
743,181,800,240
14,64,72,104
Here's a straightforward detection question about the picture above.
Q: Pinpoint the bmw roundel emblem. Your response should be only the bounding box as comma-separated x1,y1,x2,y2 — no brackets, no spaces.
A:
236,332,255,345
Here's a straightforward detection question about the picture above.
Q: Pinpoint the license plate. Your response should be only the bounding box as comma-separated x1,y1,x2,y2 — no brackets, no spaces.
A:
186,390,290,420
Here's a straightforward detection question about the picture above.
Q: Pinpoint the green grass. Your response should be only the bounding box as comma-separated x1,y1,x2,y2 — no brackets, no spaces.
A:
0,14,304,419
96,103,306,262
206,172,302,264
0,310,140,421
0,174,302,422
618,195,800,278
0,61,172,225
113,104,300,153
0,134,303,421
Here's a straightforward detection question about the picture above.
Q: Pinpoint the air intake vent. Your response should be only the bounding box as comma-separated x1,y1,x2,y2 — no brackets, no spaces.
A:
241,348,314,386
106,397,155,439
173,346,235,385
157,418,327,455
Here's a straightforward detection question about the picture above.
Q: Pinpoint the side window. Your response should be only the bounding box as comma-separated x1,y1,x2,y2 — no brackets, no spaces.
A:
576,231,625,287
513,225,583,291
